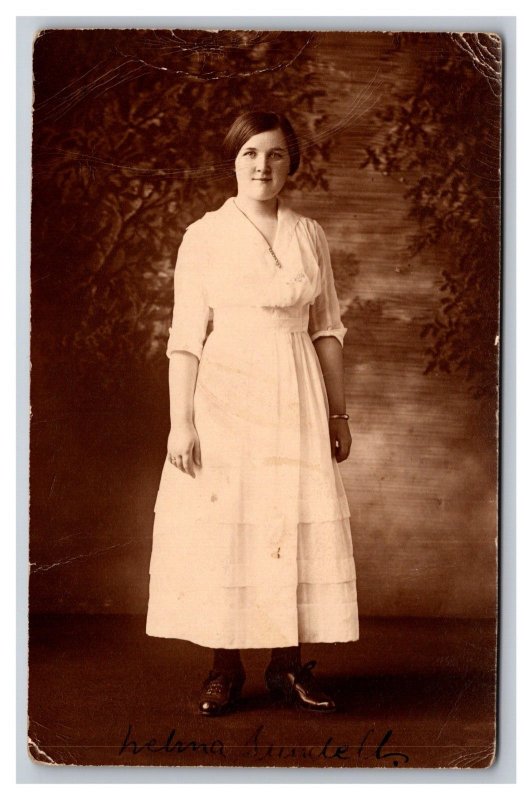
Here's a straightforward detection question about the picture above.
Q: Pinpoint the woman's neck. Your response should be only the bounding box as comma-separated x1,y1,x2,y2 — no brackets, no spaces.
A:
234,194,279,220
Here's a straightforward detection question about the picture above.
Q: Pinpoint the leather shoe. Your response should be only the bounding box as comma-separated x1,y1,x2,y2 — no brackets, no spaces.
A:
198,667,245,716
265,659,337,712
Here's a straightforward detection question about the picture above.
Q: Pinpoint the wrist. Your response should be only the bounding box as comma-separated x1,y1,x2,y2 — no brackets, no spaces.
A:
171,415,194,428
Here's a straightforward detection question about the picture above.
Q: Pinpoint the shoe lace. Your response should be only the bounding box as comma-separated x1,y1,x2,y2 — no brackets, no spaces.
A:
203,671,229,696
203,668,244,697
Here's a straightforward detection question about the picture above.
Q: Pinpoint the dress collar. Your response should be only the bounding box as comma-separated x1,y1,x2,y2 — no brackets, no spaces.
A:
220,195,301,254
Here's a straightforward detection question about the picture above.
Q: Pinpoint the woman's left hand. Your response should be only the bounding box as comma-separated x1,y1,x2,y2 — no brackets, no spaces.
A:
329,418,352,462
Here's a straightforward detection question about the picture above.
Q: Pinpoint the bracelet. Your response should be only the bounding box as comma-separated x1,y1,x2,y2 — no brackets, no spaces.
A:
329,413,349,420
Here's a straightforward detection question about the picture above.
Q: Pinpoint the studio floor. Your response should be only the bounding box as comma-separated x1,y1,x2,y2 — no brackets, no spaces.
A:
27,614,496,771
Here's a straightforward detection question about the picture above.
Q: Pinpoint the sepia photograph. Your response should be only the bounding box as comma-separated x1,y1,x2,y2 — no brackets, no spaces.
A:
27,26,501,769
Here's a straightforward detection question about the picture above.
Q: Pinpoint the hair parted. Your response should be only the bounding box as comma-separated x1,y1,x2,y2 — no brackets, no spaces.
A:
222,111,301,176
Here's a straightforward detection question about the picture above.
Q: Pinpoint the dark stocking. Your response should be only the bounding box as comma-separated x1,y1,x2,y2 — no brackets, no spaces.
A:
269,644,301,671
212,648,243,676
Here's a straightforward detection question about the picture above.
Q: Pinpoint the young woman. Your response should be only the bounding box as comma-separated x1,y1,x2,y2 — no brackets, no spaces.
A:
146,111,359,715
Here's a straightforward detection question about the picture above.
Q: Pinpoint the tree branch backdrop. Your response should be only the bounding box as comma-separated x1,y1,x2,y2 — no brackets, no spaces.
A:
30,29,500,619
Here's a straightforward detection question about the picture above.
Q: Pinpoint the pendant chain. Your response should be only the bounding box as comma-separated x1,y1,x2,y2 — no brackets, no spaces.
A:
232,199,283,269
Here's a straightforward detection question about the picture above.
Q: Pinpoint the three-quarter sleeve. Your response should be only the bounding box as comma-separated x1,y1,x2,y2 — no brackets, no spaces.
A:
308,221,348,347
166,225,210,361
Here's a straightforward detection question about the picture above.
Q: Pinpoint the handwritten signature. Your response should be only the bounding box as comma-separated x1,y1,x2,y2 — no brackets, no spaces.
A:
119,723,409,767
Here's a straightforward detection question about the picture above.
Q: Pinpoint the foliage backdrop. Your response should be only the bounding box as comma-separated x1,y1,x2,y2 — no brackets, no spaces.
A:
30,30,501,618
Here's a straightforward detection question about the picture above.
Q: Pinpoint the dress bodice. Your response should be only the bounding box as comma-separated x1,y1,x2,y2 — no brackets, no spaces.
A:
165,195,348,361
184,196,322,310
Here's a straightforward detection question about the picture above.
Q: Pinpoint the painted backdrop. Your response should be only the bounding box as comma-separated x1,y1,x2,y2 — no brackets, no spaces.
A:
30,29,501,619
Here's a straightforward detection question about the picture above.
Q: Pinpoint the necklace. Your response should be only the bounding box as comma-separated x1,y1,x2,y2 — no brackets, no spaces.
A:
232,198,283,269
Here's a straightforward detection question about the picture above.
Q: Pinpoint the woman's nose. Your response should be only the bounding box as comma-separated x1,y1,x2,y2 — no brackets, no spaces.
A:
255,155,269,173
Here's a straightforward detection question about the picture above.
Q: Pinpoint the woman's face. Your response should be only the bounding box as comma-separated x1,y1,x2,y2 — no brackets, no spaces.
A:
234,128,291,203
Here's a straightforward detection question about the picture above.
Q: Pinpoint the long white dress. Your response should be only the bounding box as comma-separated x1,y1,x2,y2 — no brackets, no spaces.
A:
146,196,359,649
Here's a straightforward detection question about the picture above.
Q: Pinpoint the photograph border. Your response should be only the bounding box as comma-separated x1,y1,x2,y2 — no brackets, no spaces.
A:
16,13,516,784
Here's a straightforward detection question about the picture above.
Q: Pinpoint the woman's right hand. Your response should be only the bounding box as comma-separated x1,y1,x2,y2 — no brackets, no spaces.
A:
167,422,201,478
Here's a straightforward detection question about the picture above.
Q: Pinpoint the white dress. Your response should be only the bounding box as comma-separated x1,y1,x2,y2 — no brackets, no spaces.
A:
146,196,359,649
